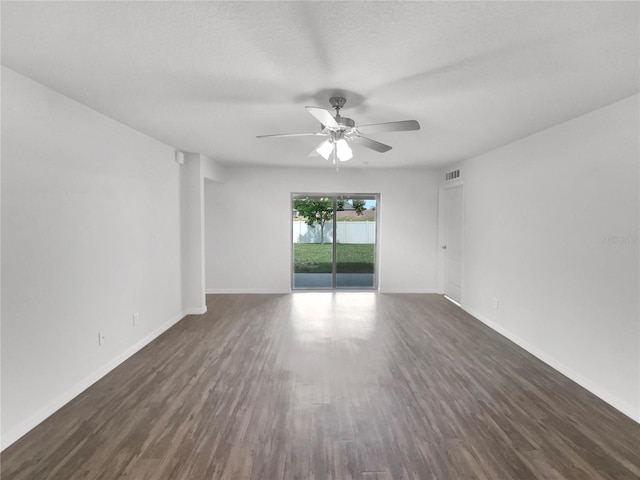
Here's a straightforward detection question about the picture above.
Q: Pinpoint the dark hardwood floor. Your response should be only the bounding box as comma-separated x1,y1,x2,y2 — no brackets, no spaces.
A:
2,293,639,479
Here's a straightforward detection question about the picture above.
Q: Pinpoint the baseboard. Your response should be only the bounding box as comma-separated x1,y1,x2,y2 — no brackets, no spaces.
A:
1,310,188,451
206,288,290,294
183,306,207,315
461,304,640,424
379,290,436,294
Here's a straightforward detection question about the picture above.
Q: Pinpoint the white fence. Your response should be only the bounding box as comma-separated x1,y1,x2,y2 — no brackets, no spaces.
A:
293,221,376,244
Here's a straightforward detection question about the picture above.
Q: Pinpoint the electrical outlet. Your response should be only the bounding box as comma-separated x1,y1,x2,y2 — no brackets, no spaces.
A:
133,312,139,326
493,297,500,310
98,332,105,346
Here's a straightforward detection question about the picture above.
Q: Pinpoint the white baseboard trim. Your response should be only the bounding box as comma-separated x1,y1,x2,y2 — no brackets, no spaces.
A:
206,288,290,294
1,310,188,451
461,304,640,424
378,289,434,294
183,306,207,315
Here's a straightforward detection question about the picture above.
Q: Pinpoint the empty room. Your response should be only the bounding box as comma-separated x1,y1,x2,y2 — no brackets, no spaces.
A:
1,2,639,479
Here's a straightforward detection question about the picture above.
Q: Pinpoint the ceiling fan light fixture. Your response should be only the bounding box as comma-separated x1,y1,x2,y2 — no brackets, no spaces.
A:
316,139,334,160
336,138,353,162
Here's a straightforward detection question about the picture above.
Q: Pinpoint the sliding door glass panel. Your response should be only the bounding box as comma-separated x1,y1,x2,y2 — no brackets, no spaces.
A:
336,195,377,288
292,195,334,289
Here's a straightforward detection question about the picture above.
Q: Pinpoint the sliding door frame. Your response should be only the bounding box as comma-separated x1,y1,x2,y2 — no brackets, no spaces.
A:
291,192,380,290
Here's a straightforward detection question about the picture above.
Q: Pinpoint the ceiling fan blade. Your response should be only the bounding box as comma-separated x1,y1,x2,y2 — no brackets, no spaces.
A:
256,132,323,139
357,120,420,134
305,107,339,128
353,136,392,153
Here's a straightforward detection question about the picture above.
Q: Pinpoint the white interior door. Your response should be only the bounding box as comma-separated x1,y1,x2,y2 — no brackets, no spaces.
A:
442,185,463,303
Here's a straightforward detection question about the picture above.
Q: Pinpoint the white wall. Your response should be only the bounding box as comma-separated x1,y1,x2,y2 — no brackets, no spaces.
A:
205,167,440,293
1,67,185,448
450,95,640,421
180,153,206,314
202,155,226,183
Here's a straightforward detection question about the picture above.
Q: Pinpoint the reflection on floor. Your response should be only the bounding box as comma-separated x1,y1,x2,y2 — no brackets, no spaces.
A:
3,293,639,480
293,273,375,288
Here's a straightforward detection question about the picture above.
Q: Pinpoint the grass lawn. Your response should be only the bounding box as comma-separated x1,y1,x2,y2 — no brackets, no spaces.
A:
294,243,374,273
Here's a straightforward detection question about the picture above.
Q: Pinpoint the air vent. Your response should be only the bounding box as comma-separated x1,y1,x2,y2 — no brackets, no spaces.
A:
445,169,460,181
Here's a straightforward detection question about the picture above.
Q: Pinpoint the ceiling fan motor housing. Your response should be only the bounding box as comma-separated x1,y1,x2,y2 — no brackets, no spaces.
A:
336,117,355,128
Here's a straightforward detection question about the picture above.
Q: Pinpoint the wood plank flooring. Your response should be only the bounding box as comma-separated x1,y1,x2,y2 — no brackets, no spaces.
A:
2,293,639,479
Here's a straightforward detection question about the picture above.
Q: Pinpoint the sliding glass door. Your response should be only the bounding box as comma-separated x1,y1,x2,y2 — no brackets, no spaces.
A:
292,195,334,289
335,195,377,288
292,193,378,290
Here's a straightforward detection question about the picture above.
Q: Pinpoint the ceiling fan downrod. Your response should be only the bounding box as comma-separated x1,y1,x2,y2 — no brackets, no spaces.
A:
329,96,355,128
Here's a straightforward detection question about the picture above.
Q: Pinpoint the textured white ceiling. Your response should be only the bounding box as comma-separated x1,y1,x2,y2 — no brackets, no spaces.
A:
2,1,638,169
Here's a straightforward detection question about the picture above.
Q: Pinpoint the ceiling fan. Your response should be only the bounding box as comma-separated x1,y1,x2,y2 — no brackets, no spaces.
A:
256,97,420,168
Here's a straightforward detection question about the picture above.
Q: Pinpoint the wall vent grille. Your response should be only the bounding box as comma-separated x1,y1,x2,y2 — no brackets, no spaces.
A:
445,169,460,181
